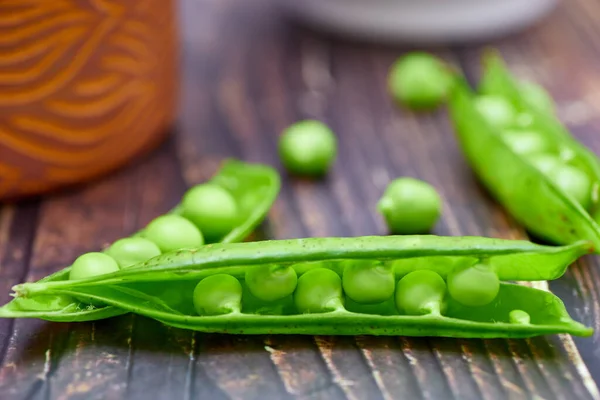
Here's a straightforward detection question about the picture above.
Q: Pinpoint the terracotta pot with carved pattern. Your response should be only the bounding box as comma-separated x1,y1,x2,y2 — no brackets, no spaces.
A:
0,0,178,200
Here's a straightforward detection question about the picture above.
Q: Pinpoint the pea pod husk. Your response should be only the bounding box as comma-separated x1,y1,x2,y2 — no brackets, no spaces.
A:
25,283,587,338
0,159,280,322
448,50,600,250
4,236,593,338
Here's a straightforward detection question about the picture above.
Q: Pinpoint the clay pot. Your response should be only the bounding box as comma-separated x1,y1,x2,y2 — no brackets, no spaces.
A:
0,0,179,200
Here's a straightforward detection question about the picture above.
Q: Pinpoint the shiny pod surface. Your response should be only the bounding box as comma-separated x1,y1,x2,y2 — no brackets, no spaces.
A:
5,236,593,338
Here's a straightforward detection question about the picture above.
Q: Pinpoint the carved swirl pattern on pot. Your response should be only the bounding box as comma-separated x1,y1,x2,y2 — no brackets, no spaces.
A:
0,0,178,199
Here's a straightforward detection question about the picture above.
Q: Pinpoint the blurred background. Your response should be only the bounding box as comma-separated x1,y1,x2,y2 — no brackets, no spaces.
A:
0,0,567,201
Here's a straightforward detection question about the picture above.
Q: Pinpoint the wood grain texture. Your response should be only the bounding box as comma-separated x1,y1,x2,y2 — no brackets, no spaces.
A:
1,0,600,399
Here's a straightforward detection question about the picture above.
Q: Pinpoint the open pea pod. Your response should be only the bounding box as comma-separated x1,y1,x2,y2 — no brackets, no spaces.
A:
0,159,280,322
22,283,588,339
448,57,600,250
481,52,600,204
479,49,600,175
6,236,593,338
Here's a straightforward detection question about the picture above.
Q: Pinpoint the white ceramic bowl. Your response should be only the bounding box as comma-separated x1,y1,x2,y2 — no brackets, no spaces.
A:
278,0,558,44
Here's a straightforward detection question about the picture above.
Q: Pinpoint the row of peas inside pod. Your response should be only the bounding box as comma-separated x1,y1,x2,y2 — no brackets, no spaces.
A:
191,258,510,319
66,159,280,286
474,84,596,213
8,230,593,336
446,50,600,250
69,184,239,281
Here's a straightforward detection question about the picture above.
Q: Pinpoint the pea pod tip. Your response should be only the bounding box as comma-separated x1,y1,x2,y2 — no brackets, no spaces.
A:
576,325,595,337
11,283,35,298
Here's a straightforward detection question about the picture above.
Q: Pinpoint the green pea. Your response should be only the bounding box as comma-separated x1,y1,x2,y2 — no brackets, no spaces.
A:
501,130,552,155
475,95,517,129
342,261,395,304
395,270,446,316
545,164,592,210
69,252,120,280
447,263,500,307
106,237,162,269
387,52,452,110
528,154,563,174
509,309,531,325
143,215,204,253
181,183,240,242
278,120,337,177
294,268,344,314
245,264,298,302
520,81,554,115
193,274,242,316
377,177,442,234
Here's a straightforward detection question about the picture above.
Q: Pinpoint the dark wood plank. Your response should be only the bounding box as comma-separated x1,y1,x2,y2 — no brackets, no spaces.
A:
0,139,190,399
0,202,43,400
0,202,39,363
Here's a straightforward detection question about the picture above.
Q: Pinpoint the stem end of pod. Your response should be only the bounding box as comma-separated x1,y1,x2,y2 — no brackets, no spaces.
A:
11,284,26,297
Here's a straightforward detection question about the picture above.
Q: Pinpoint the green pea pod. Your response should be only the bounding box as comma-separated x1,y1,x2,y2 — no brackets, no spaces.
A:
479,51,600,190
5,236,593,338
449,58,600,250
0,159,280,322
12,281,586,338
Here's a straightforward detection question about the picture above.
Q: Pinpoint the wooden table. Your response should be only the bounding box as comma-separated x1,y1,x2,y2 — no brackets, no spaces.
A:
2,1,600,399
